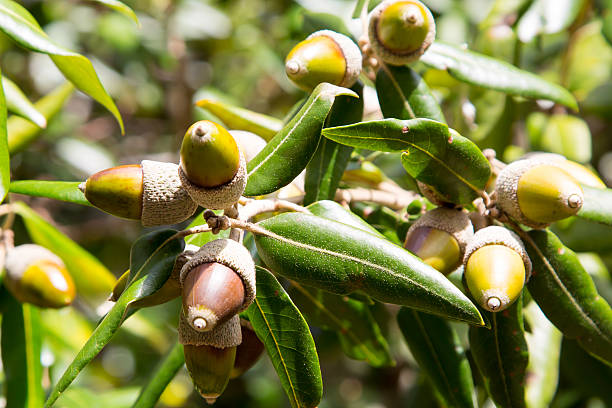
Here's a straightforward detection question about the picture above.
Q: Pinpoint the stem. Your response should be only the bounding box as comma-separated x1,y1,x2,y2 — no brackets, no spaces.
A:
334,188,418,210
238,198,309,222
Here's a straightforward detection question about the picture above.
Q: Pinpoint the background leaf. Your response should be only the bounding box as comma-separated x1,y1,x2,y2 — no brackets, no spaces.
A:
2,76,46,127
85,0,139,26
0,68,8,202
577,186,612,226
10,181,91,206
516,0,585,43
245,266,322,408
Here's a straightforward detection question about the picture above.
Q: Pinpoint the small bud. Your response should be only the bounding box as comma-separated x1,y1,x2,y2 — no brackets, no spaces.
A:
368,0,436,65
285,30,362,91
230,320,265,379
4,244,76,308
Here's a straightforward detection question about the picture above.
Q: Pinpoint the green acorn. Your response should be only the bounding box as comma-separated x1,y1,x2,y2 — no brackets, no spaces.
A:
523,152,607,189
230,319,265,379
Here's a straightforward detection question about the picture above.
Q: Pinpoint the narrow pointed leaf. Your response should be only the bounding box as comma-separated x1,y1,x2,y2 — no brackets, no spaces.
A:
421,42,578,110
254,212,484,325
0,69,8,202
45,229,184,408
1,292,44,408
10,180,91,206
245,266,322,408
469,297,528,408
196,99,282,141
2,76,46,127
306,199,384,237
8,83,74,154
85,0,139,26
245,83,357,196
304,83,363,204
397,307,476,408
289,282,394,367
376,65,446,123
323,119,491,204
525,229,612,365
577,185,612,226
12,201,116,298
132,342,184,408
0,0,123,132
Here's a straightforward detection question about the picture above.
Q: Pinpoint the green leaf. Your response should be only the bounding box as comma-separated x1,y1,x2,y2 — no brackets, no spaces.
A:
397,307,476,408
45,229,184,408
8,82,74,154
2,76,46,127
1,291,44,408
56,387,140,408
541,114,592,163
577,186,612,226
131,342,184,408
524,301,562,408
0,69,8,203
245,266,322,408
525,229,612,365
85,0,140,26
184,210,229,247
469,296,528,408
289,282,394,367
304,82,363,204
552,217,612,252
376,65,446,123
421,42,578,110
0,0,123,132
254,212,484,325
196,98,282,142
10,180,91,206
306,199,384,237
516,0,584,43
245,83,357,196
12,201,116,298
351,0,369,18
322,119,491,205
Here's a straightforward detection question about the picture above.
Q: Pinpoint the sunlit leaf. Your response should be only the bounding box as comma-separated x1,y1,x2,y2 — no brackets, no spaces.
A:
2,76,46,127
85,0,139,26
10,180,91,206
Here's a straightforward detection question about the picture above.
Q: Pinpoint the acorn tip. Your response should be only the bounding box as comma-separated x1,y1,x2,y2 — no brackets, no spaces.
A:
192,317,207,330
487,296,502,311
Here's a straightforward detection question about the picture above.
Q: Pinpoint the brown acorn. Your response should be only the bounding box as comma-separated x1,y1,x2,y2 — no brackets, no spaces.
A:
230,319,265,379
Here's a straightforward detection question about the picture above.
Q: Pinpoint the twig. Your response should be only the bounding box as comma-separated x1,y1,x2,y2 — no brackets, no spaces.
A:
334,188,418,210
238,198,310,222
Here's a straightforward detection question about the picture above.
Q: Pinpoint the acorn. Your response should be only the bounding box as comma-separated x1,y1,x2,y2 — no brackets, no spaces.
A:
180,239,255,332
285,30,362,91
178,121,248,210
463,226,531,312
495,159,584,229
229,130,267,163
80,161,198,226
523,152,607,189
368,0,436,65
4,244,76,308
404,207,474,275
230,319,265,379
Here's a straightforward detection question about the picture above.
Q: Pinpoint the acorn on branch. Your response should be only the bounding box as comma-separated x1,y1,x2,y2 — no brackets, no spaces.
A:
178,121,248,210
368,0,436,65
231,319,265,379
285,30,362,91
463,226,531,312
80,161,198,227
523,152,607,189
495,158,584,229
404,207,474,275
180,239,255,332
4,244,76,308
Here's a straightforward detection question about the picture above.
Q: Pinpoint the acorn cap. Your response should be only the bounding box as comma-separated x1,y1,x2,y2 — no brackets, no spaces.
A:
229,130,267,163
179,312,242,348
368,0,436,65
408,208,474,253
141,160,198,227
179,147,247,210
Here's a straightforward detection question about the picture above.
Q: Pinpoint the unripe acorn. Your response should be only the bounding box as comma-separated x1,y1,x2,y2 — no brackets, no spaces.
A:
463,226,532,312
230,319,265,379
179,121,248,210
181,239,256,332
523,152,607,189
4,244,76,308
368,0,436,65
81,161,198,226
496,159,584,229
404,207,474,275
285,30,362,91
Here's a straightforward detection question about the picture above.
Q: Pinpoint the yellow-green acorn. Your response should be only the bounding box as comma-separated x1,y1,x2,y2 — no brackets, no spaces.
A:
4,244,76,308
180,239,255,332
285,30,362,91
230,319,265,379
496,158,584,229
368,0,436,65
404,207,473,275
463,226,532,312
178,121,248,210
81,161,198,227
523,152,607,189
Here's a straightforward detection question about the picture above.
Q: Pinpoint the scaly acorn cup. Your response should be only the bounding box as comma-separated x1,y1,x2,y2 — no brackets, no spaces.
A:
179,312,241,404
368,0,436,65
404,207,474,275
80,161,198,226
495,158,584,229
4,244,76,308
179,120,247,210
463,226,532,312
285,30,362,91
230,319,265,379
523,152,607,189
180,239,256,332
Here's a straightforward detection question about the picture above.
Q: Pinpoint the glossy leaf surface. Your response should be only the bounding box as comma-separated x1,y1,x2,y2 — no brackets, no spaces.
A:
2,76,46,127
132,342,184,408
254,212,484,325
86,0,139,26
245,266,322,408
306,199,383,237
577,186,612,226
323,119,490,204
245,83,357,196
10,180,91,206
